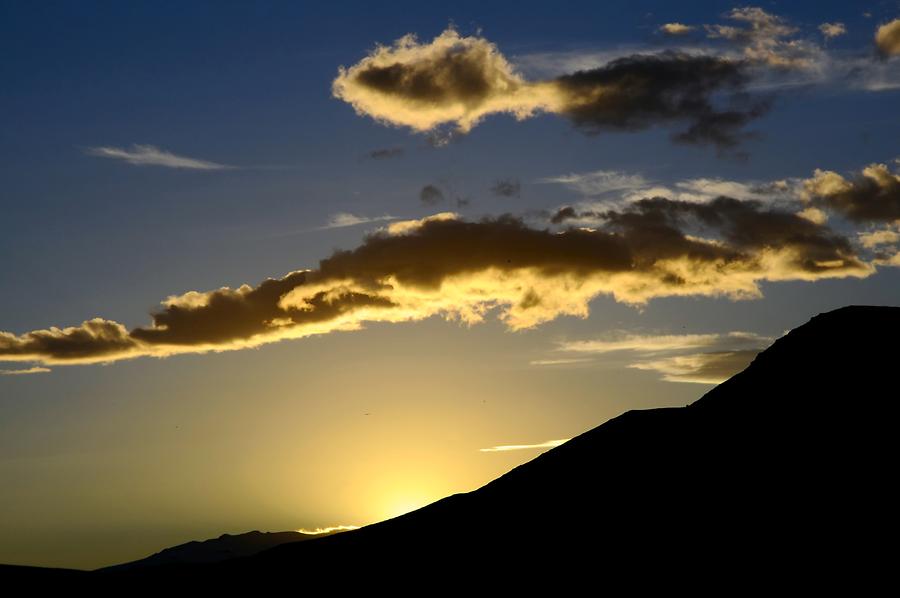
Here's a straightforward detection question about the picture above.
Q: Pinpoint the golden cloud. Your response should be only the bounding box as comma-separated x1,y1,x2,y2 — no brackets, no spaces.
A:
704,7,819,70
332,29,554,133
875,19,900,57
0,318,141,365
803,163,900,222
660,23,694,36
0,198,875,368
333,28,769,150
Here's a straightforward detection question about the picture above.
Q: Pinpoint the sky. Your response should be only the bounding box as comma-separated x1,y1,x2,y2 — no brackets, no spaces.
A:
1,0,899,569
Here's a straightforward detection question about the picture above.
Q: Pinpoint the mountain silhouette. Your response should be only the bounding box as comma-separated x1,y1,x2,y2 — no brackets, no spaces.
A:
3,305,895,590
100,530,329,570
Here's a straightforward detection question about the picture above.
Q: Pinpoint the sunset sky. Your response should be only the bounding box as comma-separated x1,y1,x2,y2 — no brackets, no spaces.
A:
2,1,899,569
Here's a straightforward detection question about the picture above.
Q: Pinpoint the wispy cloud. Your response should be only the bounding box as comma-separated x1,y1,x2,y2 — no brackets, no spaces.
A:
819,22,846,39
553,330,773,384
516,8,900,94
321,213,396,229
0,366,51,376
558,331,770,354
85,144,232,170
538,170,651,196
629,350,760,384
543,169,806,228
297,525,361,535
479,439,569,452
541,168,798,204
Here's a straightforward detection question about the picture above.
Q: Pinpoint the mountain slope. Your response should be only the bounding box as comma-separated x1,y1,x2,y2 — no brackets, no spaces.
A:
7,305,897,589
217,305,898,586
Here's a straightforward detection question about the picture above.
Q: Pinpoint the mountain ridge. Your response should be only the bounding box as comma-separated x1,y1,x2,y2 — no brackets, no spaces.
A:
99,529,329,571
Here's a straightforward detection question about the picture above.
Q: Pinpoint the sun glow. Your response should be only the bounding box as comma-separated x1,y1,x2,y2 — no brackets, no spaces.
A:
381,494,434,520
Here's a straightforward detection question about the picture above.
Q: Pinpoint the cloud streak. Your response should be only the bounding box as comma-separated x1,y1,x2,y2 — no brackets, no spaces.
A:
529,358,592,366
479,439,569,452
332,28,769,150
0,366,51,376
322,213,396,229
538,170,651,197
86,144,232,170
558,331,770,354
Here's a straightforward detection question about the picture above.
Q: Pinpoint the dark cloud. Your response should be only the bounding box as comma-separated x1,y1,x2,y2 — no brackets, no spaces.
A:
671,101,770,151
131,272,308,346
352,46,503,107
554,52,770,150
368,147,405,160
605,196,863,274
132,273,394,347
0,319,137,365
491,179,521,198
419,184,446,205
550,206,578,224
312,215,631,290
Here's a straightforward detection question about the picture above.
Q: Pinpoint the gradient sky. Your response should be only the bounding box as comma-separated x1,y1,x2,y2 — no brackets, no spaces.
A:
2,0,899,569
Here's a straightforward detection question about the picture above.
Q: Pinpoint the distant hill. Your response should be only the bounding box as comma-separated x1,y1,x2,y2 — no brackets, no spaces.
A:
101,530,325,570
5,305,896,590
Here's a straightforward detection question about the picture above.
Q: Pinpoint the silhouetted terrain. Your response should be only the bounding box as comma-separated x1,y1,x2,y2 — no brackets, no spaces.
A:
101,530,325,570
3,306,895,590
